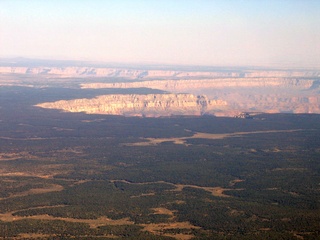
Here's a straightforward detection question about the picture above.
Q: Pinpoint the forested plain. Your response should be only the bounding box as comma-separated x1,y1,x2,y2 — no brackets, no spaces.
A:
0,86,319,239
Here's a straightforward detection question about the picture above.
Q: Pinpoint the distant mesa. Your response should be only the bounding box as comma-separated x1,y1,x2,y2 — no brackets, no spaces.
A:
1,65,320,116
35,94,228,117
0,66,319,78
79,78,320,115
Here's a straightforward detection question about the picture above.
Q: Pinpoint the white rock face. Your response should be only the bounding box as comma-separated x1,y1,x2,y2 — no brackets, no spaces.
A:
79,78,320,115
36,94,228,117
81,78,316,91
2,66,320,116
0,67,319,78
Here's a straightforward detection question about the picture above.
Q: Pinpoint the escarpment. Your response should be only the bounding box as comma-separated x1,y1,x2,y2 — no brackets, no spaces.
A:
36,94,228,117
80,78,316,91
1,67,319,78
79,78,320,115
2,66,320,116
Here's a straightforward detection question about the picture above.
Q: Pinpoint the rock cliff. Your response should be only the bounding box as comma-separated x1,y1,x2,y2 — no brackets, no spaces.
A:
81,78,316,91
2,66,320,116
35,94,228,117
1,67,319,78
79,78,320,115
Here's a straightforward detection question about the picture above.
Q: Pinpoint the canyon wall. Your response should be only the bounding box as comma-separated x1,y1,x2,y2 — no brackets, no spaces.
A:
36,94,228,117
80,78,316,91
80,78,320,115
1,66,319,116
1,67,319,79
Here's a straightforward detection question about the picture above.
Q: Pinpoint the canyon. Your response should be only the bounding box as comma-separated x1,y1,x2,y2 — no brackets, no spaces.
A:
1,66,319,116
0,66,319,78
36,94,228,117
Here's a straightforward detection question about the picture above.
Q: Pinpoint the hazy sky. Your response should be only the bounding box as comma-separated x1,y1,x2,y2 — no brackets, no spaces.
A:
1,0,319,67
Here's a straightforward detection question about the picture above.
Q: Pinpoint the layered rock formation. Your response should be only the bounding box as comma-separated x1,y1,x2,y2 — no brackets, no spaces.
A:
81,78,316,91
35,94,228,117
2,65,320,116
1,67,319,79
80,78,320,115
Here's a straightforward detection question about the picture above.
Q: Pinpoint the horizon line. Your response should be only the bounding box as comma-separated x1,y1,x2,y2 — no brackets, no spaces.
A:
0,56,319,70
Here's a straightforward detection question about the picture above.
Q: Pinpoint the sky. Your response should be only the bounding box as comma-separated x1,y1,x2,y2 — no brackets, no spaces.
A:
1,0,320,67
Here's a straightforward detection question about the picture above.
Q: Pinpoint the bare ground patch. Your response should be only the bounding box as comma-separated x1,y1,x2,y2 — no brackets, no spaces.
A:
10,184,64,198
0,164,73,179
0,184,65,201
0,151,38,161
152,207,175,217
111,179,236,198
18,233,53,239
229,179,245,187
124,129,305,146
174,184,233,198
130,192,156,198
141,221,200,240
0,209,134,228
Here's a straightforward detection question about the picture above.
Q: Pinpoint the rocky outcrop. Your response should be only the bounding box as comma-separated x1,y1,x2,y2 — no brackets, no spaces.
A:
81,78,316,91
35,94,228,117
1,67,319,79
2,65,320,116
230,94,320,114
79,78,320,115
